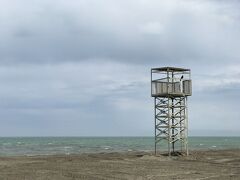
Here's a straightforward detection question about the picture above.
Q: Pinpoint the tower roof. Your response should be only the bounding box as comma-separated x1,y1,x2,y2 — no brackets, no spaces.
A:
151,67,190,72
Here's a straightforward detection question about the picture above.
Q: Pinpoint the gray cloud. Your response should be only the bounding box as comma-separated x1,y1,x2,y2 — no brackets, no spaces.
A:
0,0,240,136
1,0,240,65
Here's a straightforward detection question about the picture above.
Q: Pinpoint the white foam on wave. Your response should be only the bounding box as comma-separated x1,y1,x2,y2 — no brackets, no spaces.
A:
102,146,112,150
2,143,11,145
64,146,73,149
25,154,36,157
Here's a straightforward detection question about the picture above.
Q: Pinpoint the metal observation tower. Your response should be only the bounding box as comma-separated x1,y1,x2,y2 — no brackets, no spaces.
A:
151,67,192,156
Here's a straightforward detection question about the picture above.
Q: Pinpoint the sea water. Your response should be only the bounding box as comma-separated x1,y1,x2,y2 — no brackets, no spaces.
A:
0,137,239,156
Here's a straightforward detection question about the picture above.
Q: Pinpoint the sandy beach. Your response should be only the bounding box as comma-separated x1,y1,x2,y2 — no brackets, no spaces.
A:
0,149,239,180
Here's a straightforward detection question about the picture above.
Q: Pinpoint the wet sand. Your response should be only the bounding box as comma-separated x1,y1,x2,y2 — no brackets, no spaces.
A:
0,149,239,180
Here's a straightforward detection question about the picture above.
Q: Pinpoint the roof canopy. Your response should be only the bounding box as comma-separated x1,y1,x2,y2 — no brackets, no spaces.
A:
151,67,190,72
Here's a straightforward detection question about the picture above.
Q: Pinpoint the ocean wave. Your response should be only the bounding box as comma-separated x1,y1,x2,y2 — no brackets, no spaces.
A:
101,146,112,150
64,146,73,149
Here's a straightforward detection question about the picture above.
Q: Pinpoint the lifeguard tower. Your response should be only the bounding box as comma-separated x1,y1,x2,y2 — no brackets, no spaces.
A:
151,67,192,156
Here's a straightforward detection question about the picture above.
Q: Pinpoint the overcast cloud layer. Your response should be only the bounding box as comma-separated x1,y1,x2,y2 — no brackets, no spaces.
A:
0,0,240,136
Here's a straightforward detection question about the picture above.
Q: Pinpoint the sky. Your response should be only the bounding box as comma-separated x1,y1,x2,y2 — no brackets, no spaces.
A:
0,0,240,136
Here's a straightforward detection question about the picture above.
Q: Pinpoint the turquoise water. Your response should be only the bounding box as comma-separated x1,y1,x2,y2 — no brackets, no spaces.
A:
0,137,239,156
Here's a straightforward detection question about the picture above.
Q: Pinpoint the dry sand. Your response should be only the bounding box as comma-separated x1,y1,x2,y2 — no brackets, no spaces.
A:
0,149,239,180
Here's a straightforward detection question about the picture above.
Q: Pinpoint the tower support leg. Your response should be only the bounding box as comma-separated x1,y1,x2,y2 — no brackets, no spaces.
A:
154,96,188,156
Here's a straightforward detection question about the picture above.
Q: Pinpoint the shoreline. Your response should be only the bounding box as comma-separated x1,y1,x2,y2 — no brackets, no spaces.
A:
0,149,239,179
1,148,240,158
